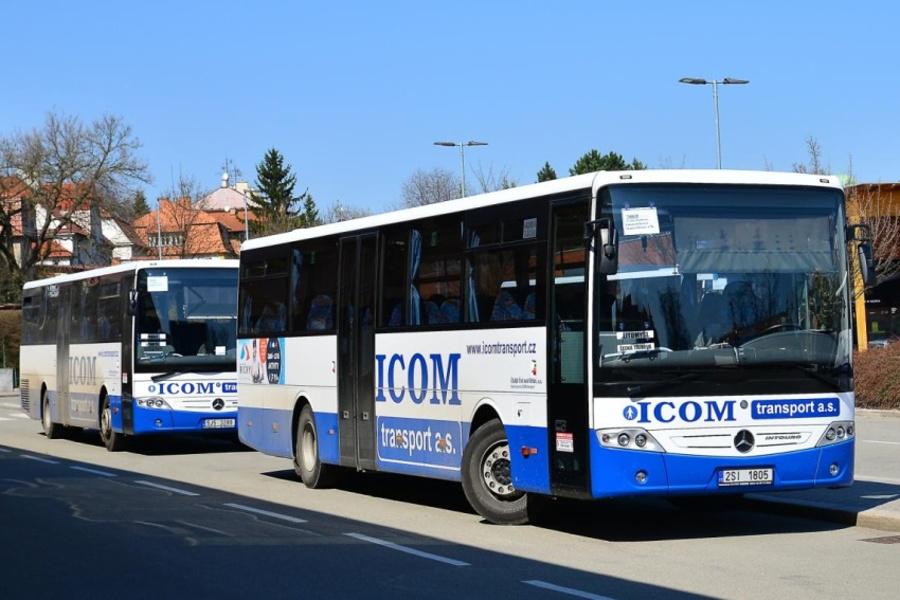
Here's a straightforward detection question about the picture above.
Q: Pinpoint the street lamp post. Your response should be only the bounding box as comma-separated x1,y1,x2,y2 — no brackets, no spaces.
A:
679,77,749,169
434,140,488,197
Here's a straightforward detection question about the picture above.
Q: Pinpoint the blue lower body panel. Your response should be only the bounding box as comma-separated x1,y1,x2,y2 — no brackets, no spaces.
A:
131,404,237,435
237,405,340,463
589,435,854,498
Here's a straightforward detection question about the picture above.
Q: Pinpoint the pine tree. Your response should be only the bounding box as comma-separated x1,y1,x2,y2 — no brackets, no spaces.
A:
250,148,301,235
299,194,320,228
569,150,646,175
536,162,557,182
132,189,151,218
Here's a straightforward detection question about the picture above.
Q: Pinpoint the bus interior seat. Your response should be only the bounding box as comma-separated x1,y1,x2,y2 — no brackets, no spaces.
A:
307,295,334,330
440,298,460,324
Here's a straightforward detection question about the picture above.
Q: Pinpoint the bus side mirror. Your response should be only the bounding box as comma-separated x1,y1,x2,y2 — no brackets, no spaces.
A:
127,290,138,316
858,243,876,287
585,218,618,275
847,224,877,288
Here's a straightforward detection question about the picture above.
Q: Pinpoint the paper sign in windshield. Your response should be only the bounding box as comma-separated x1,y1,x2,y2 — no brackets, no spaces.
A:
621,207,660,236
147,276,169,292
617,342,655,354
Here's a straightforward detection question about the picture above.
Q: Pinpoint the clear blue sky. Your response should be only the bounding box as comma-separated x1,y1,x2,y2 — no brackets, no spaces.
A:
2,1,897,214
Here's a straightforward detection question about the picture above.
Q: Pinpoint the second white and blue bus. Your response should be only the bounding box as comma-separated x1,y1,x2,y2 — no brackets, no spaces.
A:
20,259,239,451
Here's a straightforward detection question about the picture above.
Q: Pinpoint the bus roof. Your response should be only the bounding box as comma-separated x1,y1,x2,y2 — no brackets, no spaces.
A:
241,169,844,252
23,258,239,290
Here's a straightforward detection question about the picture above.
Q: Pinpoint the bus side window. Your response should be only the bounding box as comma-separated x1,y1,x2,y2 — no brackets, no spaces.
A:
380,230,407,328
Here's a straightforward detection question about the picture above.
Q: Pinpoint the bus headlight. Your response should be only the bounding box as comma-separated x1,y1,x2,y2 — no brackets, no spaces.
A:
598,428,664,453
139,397,170,410
816,421,854,447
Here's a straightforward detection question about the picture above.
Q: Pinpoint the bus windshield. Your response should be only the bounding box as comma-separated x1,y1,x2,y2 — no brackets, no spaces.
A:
594,184,850,394
135,267,238,371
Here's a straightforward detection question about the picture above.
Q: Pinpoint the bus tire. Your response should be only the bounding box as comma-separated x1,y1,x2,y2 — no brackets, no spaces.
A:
42,390,64,440
294,405,339,489
99,394,126,452
461,418,537,525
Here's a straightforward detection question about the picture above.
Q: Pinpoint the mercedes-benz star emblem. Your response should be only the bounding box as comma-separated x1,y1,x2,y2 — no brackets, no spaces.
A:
734,429,755,453
212,398,225,411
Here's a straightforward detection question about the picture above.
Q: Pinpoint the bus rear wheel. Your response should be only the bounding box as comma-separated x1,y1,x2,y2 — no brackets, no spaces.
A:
461,418,538,525
99,395,126,452
293,405,339,489
42,390,63,439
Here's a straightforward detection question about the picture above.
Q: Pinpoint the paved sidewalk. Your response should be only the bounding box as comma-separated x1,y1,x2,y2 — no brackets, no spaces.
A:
3,387,899,532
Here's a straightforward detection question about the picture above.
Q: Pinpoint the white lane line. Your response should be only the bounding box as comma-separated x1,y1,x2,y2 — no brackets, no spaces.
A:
10,413,30,419
71,466,117,477
0,447,12,452
857,474,900,485
0,402,20,409
223,503,308,524
523,580,617,600
345,532,469,567
134,480,199,496
0,417,11,421
21,454,60,464
861,440,900,446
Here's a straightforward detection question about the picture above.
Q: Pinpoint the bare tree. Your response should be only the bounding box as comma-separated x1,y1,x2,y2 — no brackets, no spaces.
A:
846,183,900,299
471,162,517,194
397,167,460,208
0,112,149,292
320,199,373,224
793,136,830,175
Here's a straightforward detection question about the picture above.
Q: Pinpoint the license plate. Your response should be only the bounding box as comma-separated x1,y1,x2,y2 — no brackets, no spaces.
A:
718,467,774,487
202,418,235,430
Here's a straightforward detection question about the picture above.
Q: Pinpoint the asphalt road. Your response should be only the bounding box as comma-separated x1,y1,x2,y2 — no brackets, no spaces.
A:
1,398,899,600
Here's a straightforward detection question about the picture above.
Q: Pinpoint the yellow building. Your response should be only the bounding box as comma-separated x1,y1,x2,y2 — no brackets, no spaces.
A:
846,183,900,348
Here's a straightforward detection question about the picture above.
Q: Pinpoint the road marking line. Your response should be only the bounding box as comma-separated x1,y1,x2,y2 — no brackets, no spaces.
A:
223,503,308,524
10,413,29,419
345,533,469,567
134,480,199,496
0,417,12,421
21,454,60,464
857,474,900,485
0,402,20,409
523,580,617,600
71,466,117,477
175,520,234,536
861,440,900,446
0,447,11,452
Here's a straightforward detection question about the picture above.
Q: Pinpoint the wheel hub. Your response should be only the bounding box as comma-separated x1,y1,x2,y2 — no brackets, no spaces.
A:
481,442,516,497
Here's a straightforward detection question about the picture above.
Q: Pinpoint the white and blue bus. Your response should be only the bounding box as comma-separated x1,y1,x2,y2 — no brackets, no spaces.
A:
20,259,239,451
237,170,873,524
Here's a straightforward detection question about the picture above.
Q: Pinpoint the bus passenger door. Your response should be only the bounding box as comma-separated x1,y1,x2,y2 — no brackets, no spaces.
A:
55,285,71,426
547,201,591,495
337,234,378,471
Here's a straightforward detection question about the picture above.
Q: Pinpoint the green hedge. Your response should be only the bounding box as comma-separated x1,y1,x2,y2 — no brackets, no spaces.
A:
0,309,20,371
854,344,900,410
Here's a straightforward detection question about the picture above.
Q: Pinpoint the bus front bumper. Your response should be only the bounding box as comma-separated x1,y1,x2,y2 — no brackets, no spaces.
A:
588,437,854,498
130,404,237,435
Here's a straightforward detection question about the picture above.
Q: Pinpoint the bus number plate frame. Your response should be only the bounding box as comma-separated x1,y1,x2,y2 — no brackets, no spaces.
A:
718,467,774,487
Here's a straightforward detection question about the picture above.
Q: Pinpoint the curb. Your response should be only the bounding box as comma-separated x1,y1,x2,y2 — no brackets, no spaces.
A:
856,408,900,419
743,494,900,533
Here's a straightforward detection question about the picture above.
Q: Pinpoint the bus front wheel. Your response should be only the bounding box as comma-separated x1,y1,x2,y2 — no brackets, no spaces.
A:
99,395,126,452
293,405,339,489
42,390,63,439
461,418,539,525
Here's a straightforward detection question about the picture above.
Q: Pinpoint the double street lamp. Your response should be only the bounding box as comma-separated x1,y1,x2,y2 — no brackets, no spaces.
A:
434,140,488,198
679,77,749,169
